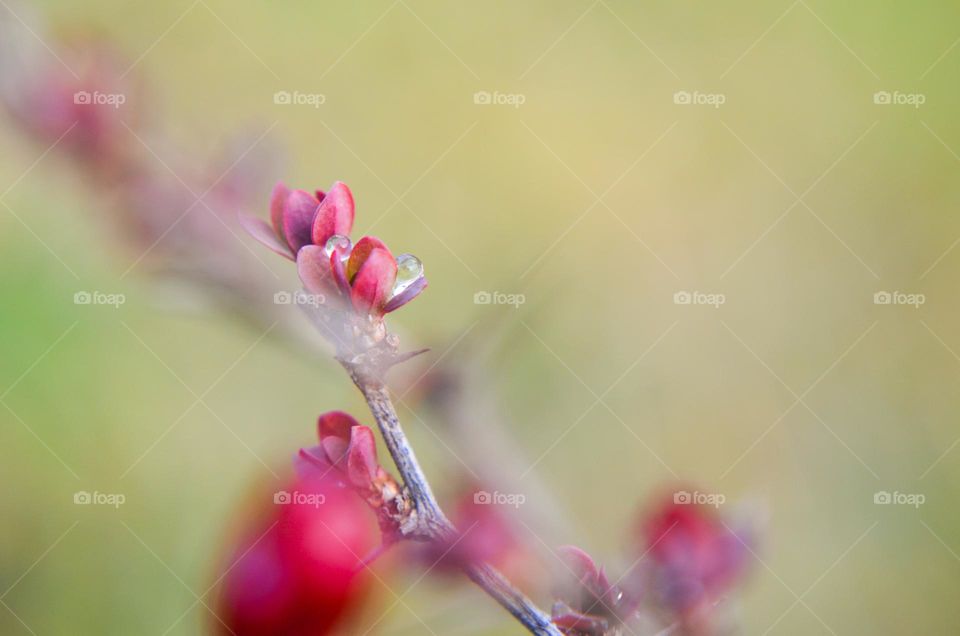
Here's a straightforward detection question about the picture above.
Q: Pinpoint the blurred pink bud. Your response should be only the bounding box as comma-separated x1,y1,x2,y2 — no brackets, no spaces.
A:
216,475,375,636
421,487,522,573
4,37,137,179
638,489,750,623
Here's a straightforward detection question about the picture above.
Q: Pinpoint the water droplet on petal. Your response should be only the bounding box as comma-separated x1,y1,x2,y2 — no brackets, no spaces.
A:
392,253,423,296
324,234,352,257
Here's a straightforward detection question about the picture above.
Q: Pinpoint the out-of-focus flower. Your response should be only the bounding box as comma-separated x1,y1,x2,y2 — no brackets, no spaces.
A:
637,489,751,630
419,485,524,574
2,34,139,180
240,182,427,320
216,475,375,636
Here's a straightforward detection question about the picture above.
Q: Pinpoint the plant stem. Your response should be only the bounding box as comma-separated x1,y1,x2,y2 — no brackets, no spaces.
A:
345,366,563,636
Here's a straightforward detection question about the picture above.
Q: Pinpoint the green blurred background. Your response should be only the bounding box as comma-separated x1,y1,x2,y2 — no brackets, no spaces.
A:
2,1,960,633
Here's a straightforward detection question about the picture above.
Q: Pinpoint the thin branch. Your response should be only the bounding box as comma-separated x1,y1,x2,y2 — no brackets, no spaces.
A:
342,360,563,636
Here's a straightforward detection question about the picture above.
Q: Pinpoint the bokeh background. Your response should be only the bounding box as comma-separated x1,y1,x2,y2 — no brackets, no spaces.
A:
2,0,960,633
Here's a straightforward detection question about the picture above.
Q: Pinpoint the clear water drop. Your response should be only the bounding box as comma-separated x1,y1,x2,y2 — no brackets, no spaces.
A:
392,253,423,296
324,234,351,257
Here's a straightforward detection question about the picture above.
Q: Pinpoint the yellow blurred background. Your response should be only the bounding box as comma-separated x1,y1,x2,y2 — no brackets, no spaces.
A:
1,1,959,633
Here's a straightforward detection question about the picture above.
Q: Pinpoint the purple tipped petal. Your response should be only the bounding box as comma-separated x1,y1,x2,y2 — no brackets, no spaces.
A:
238,212,294,260
296,246,332,294
282,190,320,253
383,276,427,313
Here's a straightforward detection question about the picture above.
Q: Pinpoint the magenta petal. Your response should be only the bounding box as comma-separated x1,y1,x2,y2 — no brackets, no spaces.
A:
311,181,355,246
383,276,427,313
346,426,379,490
317,411,358,466
297,246,332,295
346,236,389,282
239,213,294,260
269,182,290,241
350,248,397,316
282,190,320,253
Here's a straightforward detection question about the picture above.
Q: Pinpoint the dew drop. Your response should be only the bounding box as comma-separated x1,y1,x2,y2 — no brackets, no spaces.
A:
324,234,351,257
392,253,423,296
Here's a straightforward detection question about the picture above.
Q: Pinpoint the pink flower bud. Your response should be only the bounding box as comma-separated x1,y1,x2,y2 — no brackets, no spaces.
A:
638,489,750,623
242,181,428,322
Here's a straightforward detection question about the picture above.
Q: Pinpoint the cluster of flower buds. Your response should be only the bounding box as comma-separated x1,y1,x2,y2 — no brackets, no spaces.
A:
295,411,409,540
551,488,752,635
241,182,427,346
216,474,376,636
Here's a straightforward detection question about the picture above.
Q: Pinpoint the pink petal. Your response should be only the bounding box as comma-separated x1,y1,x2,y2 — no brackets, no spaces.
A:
282,189,320,253
350,248,397,316
346,236,388,282
317,411,358,466
346,426,380,490
269,182,290,242
383,276,427,313
297,246,332,294
238,213,294,260
311,181,355,247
